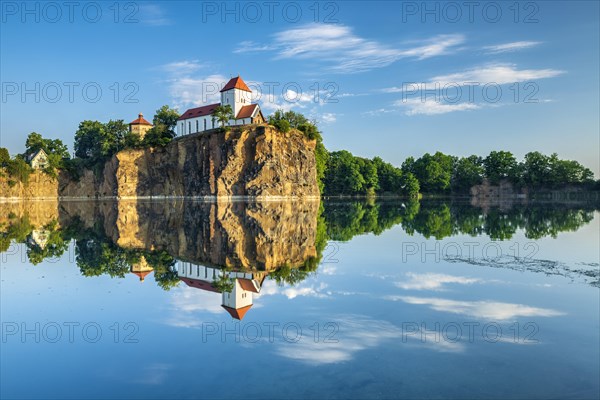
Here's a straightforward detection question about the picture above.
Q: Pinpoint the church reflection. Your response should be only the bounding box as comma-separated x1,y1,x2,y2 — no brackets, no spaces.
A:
177,261,265,320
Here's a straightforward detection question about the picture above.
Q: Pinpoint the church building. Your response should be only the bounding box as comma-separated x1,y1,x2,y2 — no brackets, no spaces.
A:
177,76,265,136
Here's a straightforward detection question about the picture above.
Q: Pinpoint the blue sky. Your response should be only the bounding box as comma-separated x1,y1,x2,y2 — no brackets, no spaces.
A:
1,1,598,174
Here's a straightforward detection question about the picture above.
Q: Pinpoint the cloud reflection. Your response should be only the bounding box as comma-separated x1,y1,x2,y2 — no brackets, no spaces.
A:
390,296,564,320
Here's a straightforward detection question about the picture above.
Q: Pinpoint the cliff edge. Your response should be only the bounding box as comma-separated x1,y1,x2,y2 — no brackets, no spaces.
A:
3,125,320,199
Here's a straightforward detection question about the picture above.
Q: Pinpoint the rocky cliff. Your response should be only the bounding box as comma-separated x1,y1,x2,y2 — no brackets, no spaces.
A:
1,125,319,199
0,171,58,200
63,125,319,199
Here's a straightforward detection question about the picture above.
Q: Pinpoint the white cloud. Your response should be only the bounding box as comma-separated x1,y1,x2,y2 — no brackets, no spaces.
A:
258,88,317,113
428,63,564,86
276,315,463,365
320,113,337,124
235,23,465,73
138,4,171,26
258,280,329,299
159,60,238,109
390,296,565,320
162,285,224,328
376,63,564,117
381,63,564,94
395,98,480,116
396,273,482,291
161,60,205,76
484,41,541,54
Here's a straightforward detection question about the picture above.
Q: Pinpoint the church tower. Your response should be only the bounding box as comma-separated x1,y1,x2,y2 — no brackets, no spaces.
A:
220,76,252,118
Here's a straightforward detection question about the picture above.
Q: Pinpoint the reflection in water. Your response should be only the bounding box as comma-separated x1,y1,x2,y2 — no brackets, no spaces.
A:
1,198,598,319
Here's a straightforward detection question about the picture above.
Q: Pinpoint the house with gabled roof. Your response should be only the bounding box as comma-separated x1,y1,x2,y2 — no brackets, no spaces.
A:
26,149,49,170
177,75,265,136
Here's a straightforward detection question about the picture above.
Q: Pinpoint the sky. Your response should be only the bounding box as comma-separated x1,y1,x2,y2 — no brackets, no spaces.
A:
1,1,599,175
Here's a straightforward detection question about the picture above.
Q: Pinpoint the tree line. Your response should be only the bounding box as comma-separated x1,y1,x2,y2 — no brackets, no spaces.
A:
2,108,597,194
3,199,597,288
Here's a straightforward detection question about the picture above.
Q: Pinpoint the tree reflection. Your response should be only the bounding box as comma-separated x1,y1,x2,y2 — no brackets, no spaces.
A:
0,199,597,291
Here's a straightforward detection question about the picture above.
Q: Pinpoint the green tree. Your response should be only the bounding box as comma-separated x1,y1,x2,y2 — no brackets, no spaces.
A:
324,150,365,195
412,152,454,193
521,151,550,188
103,120,129,154
357,157,379,196
483,151,518,184
0,147,9,166
142,124,173,147
212,272,234,292
401,172,420,197
212,105,234,128
452,155,485,192
547,153,594,187
74,120,106,161
153,105,181,136
268,109,311,130
373,157,404,194
5,157,32,184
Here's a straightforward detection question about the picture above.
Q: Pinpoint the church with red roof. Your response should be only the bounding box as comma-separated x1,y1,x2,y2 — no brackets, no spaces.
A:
176,260,265,321
177,75,265,136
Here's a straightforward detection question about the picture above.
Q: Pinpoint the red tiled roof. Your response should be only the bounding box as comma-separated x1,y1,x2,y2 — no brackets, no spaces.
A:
132,270,153,282
236,104,259,119
129,113,153,126
238,278,260,293
222,305,253,320
180,277,220,293
177,103,220,121
220,76,252,93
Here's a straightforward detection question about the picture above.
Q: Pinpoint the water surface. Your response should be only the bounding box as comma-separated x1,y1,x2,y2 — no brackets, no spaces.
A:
1,199,599,399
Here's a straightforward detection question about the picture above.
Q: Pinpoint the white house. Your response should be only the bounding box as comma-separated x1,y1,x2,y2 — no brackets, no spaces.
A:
176,76,265,136
27,229,50,249
27,149,49,169
176,260,263,320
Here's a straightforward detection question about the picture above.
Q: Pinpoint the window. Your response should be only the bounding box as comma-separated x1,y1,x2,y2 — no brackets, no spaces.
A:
204,119,207,130
196,120,199,132
181,122,184,135
188,121,191,133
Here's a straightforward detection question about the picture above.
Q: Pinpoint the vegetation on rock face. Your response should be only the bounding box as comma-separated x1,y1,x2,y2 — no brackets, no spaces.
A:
268,110,328,192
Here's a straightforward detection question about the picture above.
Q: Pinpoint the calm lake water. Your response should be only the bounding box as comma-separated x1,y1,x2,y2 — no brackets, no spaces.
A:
1,199,599,399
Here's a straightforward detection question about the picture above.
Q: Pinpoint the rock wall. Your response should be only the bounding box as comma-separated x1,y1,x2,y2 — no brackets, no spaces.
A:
105,125,319,198
0,171,58,200
1,125,319,200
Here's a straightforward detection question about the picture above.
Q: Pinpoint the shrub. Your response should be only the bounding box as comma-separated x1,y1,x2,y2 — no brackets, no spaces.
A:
272,119,290,133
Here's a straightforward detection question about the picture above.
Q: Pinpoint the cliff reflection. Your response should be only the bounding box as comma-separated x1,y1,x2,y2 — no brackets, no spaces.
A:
1,198,599,318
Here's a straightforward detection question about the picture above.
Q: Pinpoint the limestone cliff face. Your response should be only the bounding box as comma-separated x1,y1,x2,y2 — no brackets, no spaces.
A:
61,125,318,199
0,171,58,199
